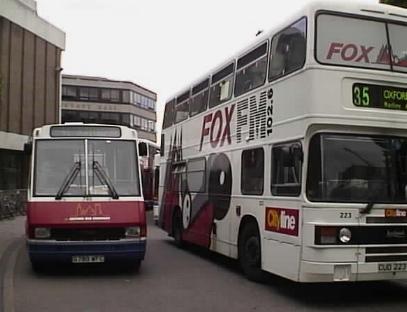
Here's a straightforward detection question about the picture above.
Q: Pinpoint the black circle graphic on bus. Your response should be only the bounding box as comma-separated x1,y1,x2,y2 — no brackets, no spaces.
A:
208,153,232,220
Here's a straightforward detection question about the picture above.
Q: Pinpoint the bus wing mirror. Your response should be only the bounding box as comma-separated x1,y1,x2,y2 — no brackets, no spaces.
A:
138,142,148,156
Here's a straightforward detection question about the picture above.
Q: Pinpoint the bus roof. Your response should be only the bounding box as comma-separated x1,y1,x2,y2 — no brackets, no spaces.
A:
165,1,407,103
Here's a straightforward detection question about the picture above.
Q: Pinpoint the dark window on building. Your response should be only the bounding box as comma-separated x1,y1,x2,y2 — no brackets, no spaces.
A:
87,112,99,123
209,63,235,108
78,87,99,101
187,158,206,193
121,114,131,126
101,89,110,101
134,115,141,128
62,86,77,99
111,89,120,102
235,42,268,97
241,148,264,195
62,110,79,123
269,17,306,81
0,150,25,190
162,100,175,129
271,142,302,196
100,112,120,124
122,90,131,104
100,88,121,102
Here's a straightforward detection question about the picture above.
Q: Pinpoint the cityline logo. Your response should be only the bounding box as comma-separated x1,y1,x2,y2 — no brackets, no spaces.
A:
265,207,299,236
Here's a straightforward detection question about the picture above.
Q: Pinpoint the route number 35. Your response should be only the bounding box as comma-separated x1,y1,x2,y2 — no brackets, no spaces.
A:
353,86,370,106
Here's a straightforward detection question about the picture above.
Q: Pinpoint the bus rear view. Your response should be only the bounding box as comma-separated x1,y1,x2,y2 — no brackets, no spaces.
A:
26,124,146,271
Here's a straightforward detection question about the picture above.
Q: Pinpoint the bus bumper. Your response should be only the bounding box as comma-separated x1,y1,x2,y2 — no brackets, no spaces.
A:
27,239,146,264
299,261,407,282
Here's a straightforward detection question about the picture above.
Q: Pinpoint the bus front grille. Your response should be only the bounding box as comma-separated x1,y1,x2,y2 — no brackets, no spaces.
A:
365,247,407,262
51,228,126,241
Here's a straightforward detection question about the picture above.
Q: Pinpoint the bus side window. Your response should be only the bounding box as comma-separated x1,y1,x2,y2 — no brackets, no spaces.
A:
209,63,235,108
241,148,264,195
175,91,190,124
190,78,209,117
162,100,175,129
269,17,306,81
271,142,303,196
235,42,268,97
187,158,206,193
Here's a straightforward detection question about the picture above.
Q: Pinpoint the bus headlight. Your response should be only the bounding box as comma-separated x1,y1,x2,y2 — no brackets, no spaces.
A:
339,228,352,243
34,227,51,239
125,226,141,238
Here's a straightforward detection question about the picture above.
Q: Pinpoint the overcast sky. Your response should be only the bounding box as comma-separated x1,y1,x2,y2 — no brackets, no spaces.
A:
36,0,378,132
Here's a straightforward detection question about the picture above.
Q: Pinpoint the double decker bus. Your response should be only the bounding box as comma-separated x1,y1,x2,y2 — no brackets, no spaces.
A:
159,2,407,282
26,123,147,271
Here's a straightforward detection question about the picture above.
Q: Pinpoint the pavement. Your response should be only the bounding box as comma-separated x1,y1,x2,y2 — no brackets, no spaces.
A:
0,216,25,312
0,216,25,260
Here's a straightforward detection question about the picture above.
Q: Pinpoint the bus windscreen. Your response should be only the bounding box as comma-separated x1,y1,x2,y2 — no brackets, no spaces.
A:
34,139,140,197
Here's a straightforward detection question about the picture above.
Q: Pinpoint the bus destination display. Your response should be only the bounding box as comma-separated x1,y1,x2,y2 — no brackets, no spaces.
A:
353,83,407,111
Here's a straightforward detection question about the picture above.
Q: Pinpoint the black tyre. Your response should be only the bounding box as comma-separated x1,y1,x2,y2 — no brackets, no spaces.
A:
122,260,141,273
238,222,265,282
172,210,184,248
31,260,46,273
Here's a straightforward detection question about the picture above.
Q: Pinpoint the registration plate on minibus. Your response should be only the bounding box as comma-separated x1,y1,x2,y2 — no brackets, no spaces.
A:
72,255,105,263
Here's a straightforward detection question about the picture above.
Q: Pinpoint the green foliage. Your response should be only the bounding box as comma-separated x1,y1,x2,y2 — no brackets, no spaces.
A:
379,0,407,8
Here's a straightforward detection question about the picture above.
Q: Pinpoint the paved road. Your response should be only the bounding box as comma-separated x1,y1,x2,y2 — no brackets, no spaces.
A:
4,214,407,312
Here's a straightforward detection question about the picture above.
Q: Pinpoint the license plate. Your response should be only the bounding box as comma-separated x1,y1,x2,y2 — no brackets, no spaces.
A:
378,262,407,272
72,255,105,263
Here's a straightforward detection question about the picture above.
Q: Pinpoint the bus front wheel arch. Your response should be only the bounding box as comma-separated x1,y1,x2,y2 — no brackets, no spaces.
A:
238,218,266,282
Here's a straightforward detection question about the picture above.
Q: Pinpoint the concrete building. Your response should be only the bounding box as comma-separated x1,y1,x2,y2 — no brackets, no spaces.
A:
0,0,65,190
61,75,157,142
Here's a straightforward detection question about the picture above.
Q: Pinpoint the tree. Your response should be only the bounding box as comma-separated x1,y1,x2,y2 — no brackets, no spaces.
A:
379,0,407,8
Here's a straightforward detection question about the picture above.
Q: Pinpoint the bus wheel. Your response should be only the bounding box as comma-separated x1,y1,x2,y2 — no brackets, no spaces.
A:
123,260,141,273
31,260,46,273
238,222,265,282
172,210,184,247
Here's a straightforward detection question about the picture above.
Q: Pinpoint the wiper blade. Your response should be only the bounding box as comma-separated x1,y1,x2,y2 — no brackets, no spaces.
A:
92,160,119,199
55,161,81,200
360,201,375,215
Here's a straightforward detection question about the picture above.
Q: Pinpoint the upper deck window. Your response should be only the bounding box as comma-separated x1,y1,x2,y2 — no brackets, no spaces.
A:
269,18,306,81
316,13,407,73
235,42,268,97
162,100,175,129
388,24,407,73
190,79,209,117
209,63,235,108
175,91,190,124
